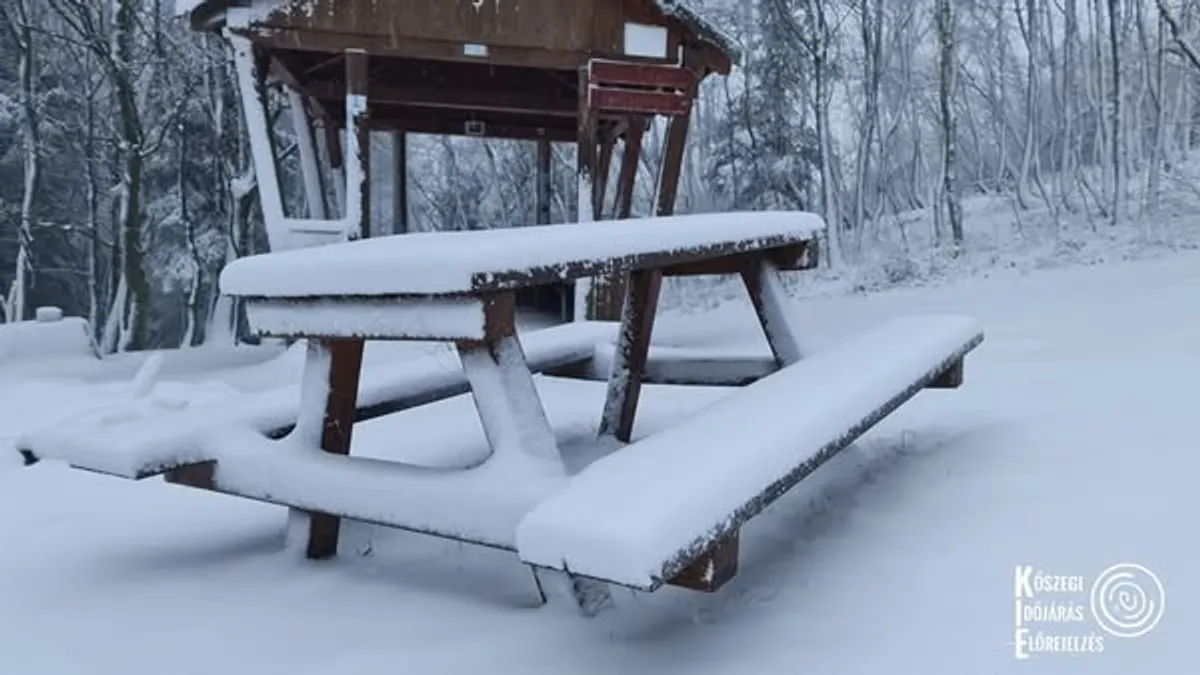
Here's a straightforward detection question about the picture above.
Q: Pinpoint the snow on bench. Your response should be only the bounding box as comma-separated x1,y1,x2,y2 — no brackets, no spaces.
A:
515,314,984,590
0,308,97,366
219,211,824,298
183,427,567,550
17,321,616,479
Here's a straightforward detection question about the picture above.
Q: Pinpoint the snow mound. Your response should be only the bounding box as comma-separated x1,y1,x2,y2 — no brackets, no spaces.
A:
0,312,97,366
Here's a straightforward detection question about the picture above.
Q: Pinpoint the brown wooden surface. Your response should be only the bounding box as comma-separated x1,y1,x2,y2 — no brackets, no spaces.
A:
613,119,646,219
590,88,691,116
928,359,965,388
668,531,739,592
190,0,732,73
741,263,804,367
598,269,663,442
589,60,698,89
306,338,366,559
663,242,817,276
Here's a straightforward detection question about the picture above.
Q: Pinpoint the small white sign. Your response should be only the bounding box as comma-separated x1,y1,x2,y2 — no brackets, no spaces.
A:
464,43,488,57
623,22,668,59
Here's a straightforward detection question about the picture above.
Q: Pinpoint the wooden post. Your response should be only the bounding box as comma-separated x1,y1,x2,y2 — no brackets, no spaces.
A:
614,118,647,219
741,259,805,367
536,138,552,225
597,109,693,442
594,133,617,218
655,110,691,217
392,131,409,234
575,66,600,322
346,49,370,239
324,125,346,217
302,339,366,559
287,89,328,220
597,267,662,443
231,37,287,249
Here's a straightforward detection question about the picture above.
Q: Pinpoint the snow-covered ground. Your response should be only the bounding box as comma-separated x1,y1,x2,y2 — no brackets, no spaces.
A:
2,248,1195,673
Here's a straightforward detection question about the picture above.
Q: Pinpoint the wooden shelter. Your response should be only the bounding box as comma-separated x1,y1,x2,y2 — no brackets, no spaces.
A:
181,0,738,321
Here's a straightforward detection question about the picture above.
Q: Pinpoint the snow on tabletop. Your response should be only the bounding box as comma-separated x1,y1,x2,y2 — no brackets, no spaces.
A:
17,321,616,479
219,211,825,298
515,314,983,588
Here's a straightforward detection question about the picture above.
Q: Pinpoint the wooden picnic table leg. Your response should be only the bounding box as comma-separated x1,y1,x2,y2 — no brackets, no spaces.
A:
296,337,365,560
741,258,806,367
598,268,663,444
455,293,561,465
455,292,612,615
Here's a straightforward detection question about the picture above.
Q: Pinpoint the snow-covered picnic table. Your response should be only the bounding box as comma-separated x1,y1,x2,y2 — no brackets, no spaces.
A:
19,211,983,612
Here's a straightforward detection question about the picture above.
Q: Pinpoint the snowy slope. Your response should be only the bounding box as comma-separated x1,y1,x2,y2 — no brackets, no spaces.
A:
1,251,1197,673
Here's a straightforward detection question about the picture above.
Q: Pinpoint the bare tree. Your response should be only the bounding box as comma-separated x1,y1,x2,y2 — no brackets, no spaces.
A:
0,0,41,322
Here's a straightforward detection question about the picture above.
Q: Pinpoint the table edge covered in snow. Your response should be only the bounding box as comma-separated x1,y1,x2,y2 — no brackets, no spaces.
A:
219,211,824,299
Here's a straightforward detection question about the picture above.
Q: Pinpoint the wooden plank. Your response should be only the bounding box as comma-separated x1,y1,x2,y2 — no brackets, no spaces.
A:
240,27,593,72
386,114,578,142
305,80,577,117
219,211,825,298
589,87,691,116
165,457,519,552
613,118,646,219
589,60,696,89
663,242,817,276
598,269,663,443
667,531,739,592
928,358,965,389
455,292,614,615
455,293,561,464
516,316,985,591
346,49,371,239
392,131,409,234
305,338,365,559
742,260,805,367
242,295,490,341
551,348,778,387
536,139,552,224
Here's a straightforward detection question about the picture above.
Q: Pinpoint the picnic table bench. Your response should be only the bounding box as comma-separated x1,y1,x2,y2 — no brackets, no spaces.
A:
17,211,983,613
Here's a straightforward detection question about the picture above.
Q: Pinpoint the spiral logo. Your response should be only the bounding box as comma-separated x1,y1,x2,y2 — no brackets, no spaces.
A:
1090,563,1165,638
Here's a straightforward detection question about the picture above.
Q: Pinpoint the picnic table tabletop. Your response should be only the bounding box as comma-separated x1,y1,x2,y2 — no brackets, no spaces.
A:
218,211,825,298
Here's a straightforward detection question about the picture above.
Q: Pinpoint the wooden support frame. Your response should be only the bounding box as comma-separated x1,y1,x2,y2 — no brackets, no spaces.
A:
613,118,647,220
598,268,663,443
233,36,370,250
455,293,562,466
536,139,553,225
453,292,613,614
287,89,329,220
741,260,805,367
928,358,965,388
299,338,366,559
391,131,409,234
346,49,371,239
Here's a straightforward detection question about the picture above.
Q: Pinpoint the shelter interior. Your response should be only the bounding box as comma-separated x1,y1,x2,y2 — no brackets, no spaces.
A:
184,0,737,320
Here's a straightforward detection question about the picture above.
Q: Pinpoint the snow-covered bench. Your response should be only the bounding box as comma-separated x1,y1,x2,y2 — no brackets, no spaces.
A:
17,320,616,477
516,315,984,591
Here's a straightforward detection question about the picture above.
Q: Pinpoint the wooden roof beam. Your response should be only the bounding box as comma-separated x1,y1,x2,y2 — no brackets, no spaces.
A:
306,81,577,117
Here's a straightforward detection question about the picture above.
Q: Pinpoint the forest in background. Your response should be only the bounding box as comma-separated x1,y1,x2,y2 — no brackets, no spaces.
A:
3,0,1200,351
